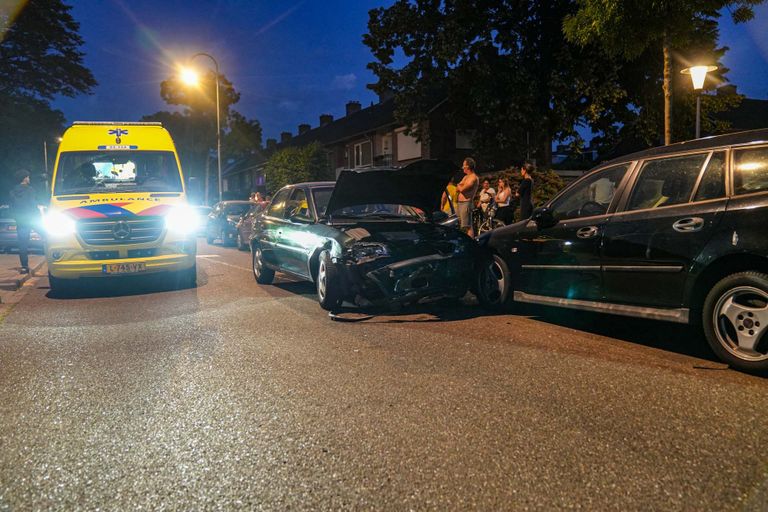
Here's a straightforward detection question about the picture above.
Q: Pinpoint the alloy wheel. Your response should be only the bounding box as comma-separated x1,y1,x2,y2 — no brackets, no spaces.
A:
317,259,327,302
479,257,505,304
712,285,768,362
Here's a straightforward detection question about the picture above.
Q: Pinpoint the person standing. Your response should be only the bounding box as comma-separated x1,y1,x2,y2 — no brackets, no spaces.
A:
478,179,496,212
516,163,534,220
495,177,513,225
441,175,458,214
9,170,39,274
456,157,480,237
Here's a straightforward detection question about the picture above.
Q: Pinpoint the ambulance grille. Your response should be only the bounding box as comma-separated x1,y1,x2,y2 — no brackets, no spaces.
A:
77,217,164,245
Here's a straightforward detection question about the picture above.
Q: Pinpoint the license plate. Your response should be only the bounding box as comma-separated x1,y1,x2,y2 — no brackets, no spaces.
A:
102,263,146,274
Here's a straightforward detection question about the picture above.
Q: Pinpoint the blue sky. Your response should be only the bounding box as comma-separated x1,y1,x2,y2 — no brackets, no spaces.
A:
51,1,768,142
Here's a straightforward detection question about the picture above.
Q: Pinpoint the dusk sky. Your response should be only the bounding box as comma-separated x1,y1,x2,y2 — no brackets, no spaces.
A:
51,0,768,142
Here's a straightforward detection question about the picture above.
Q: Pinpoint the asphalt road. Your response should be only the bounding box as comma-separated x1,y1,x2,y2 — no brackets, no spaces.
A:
1,240,767,511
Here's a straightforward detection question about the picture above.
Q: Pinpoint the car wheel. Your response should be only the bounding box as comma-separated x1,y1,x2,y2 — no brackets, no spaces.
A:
703,271,768,373
476,253,512,311
252,245,274,284
317,250,342,311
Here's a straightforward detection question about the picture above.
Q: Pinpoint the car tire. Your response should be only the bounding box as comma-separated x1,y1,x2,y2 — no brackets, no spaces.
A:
316,250,342,311
252,245,274,284
703,271,768,373
48,273,70,297
176,265,197,289
476,253,513,311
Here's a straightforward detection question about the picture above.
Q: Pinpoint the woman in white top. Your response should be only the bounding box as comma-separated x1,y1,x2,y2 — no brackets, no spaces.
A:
495,177,514,225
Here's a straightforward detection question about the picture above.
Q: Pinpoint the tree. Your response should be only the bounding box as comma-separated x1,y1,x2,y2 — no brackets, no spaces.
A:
364,0,624,169
223,111,262,160
147,70,261,203
0,0,96,193
563,0,763,145
265,142,332,193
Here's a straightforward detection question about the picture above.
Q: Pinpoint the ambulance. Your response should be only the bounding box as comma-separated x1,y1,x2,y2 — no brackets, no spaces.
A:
44,122,198,292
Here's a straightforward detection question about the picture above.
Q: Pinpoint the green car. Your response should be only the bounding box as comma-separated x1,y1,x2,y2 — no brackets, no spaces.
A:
250,160,477,311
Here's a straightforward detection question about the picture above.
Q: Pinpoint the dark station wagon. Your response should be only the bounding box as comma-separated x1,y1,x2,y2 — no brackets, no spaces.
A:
476,129,768,373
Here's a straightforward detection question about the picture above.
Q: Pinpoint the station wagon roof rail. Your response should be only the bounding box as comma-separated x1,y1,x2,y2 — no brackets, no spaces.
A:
602,128,768,167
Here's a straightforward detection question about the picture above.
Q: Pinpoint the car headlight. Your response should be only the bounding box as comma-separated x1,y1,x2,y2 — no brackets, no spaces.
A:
351,242,390,262
42,211,76,238
165,204,200,236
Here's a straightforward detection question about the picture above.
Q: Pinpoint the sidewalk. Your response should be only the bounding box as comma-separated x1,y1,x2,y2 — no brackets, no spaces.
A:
0,252,45,293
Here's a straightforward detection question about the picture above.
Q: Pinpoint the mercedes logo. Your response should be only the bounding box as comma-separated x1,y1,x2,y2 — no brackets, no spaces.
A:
112,220,131,240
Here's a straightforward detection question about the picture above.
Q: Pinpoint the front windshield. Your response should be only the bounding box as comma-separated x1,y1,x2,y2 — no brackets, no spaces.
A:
54,151,182,195
312,188,422,219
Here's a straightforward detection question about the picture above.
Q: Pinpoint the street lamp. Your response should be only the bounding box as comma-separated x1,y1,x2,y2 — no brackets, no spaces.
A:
180,52,223,203
681,65,718,139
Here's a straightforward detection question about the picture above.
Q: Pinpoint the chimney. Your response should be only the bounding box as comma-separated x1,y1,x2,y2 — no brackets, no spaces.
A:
298,123,311,135
319,114,333,126
346,101,361,116
266,138,277,150
280,131,292,144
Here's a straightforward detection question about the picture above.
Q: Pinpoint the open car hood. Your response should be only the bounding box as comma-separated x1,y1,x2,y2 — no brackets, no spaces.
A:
324,160,455,216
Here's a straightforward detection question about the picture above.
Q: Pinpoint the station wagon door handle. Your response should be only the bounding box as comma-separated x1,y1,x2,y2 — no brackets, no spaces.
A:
672,217,704,233
577,226,599,239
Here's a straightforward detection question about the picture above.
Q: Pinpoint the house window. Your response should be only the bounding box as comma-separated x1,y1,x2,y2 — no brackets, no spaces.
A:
396,129,421,161
354,140,372,168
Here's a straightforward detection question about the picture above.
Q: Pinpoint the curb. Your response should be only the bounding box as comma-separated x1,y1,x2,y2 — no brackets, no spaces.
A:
0,259,46,292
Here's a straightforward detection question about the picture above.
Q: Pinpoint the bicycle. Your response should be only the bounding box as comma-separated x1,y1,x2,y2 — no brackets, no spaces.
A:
477,200,505,235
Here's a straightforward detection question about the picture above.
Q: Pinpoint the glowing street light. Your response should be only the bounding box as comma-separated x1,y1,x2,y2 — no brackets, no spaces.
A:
681,65,718,139
179,53,223,203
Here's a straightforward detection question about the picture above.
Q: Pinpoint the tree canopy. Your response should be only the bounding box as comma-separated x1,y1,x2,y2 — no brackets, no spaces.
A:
564,0,763,145
364,0,762,167
0,0,96,194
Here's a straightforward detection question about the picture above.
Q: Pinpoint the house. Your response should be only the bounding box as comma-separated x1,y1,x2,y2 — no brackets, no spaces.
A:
265,94,474,182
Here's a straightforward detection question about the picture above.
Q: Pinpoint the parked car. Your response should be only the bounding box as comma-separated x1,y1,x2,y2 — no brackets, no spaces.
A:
0,205,44,253
205,201,251,246
250,160,477,310
193,205,212,237
235,203,263,250
475,129,768,372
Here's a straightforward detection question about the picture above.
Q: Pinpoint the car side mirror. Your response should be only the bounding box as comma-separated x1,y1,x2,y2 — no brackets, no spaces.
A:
532,207,557,229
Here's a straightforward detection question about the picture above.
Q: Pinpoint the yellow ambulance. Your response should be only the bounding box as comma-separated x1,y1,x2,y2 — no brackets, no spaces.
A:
44,122,198,292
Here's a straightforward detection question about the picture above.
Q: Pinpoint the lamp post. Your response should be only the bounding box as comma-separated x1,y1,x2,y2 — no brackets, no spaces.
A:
681,65,717,139
181,52,223,203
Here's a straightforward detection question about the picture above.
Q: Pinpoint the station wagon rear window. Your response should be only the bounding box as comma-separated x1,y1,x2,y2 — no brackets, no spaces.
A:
733,147,768,195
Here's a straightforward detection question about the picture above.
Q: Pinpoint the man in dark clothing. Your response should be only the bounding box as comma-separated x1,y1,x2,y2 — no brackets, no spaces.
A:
9,169,39,274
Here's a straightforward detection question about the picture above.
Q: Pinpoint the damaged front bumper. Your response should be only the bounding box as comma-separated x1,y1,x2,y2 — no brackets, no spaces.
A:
340,253,473,307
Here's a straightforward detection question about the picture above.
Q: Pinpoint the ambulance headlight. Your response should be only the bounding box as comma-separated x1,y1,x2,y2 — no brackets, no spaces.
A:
43,211,76,238
165,204,199,236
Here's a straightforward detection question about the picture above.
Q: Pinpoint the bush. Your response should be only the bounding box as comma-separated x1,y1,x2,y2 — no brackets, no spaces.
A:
265,142,333,193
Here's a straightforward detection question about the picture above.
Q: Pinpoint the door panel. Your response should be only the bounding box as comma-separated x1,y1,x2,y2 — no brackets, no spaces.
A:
517,164,631,300
602,152,725,307
518,216,607,300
